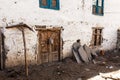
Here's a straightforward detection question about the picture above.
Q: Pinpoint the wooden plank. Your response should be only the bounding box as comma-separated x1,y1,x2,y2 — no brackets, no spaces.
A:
36,28,61,31
47,31,52,62
47,30,60,62
91,34,95,46
83,44,92,61
72,49,81,64
6,24,33,31
59,30,63,61
97,29,102,45
78,46,89,63
37,32,39,64
41,53,49,63
93,33,102,35
92,27,104,29
21,28,28,77
40,31,49,63
49,44,52,62
37,32,42,64
92,29,95,46
35,25,46,29
96,29,100,45
35,27,62,31
52,53,58,61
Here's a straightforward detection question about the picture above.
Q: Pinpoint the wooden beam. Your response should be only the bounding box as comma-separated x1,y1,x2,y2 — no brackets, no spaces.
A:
21,27,28,77
92,27,104,29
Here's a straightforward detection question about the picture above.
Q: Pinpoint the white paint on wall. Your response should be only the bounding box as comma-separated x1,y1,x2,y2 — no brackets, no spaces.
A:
0,0,120,66
4,28,37,67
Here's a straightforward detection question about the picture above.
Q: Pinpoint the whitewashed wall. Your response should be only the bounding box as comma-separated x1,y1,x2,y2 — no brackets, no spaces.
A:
4,28,37,67
0,0,120,66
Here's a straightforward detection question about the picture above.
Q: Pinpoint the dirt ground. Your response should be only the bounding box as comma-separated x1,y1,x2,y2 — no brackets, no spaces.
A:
0,50,120,80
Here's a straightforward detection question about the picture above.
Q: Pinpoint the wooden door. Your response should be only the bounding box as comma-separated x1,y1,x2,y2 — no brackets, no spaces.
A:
38,29,61,64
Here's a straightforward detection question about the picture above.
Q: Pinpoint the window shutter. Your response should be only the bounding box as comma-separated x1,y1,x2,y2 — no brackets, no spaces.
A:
50,0,59,10
41,0,48,6
92,0,104,15
51,0,57,7
92,5,96,14
97,0,104,15
98,0,102,6
40,0,49,8
98,6,103,15
92,0,97,14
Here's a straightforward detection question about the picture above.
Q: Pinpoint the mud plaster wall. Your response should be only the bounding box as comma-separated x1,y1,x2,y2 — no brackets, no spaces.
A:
4,28,37,67
0,0,120,59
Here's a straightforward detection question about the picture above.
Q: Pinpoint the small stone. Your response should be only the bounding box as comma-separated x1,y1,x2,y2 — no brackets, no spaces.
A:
92,60,97,64
109,66,113,69
77,78,82,80
57,72,61,75
62,71,65,73
57,66,60,69
85,68,90,71
106,66,109,68
102,62,106,64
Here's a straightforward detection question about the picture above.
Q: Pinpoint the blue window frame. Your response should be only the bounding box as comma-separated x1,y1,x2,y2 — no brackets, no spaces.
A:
39,0,60,10
92,0,104,16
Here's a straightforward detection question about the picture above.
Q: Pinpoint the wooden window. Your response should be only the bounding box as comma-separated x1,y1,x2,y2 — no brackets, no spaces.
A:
91,27,103,46
92,0,104,15
39,0,60,10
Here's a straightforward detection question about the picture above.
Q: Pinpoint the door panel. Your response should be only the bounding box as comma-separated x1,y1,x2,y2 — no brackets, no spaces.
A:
48,30,60,61
38,29,61,64
38,31,49,63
